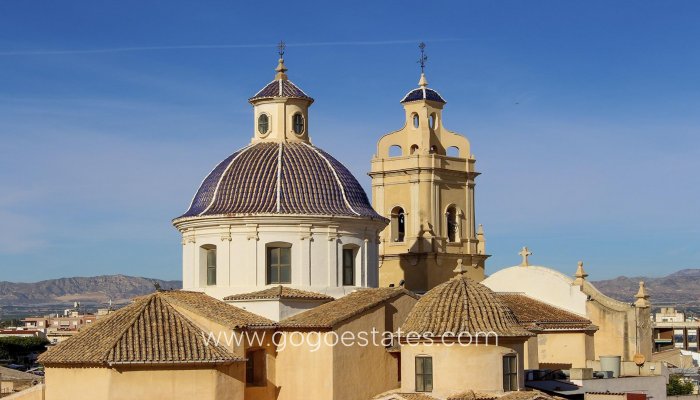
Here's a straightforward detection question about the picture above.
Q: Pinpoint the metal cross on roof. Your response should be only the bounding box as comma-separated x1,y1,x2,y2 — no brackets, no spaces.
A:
519,246,532,267
277,40,286,58
417,42,428,73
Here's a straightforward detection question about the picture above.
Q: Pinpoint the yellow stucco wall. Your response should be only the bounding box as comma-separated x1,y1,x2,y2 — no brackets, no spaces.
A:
276,293,417,400
537,332,594,368
275,331,334,400
400,340,526,399
44,365,244,400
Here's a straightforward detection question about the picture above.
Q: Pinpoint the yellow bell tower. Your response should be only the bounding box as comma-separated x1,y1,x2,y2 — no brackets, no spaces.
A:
370,44,488,292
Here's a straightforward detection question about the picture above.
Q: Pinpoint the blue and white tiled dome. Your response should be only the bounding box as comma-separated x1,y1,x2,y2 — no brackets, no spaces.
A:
177,142,383,220
400,86,446,104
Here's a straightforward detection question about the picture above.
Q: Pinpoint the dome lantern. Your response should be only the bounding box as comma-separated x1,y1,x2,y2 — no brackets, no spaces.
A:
249,41,314,144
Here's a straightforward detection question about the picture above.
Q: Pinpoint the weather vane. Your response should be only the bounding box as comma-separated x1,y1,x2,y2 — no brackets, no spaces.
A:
417,42,428,73
277,40,286,58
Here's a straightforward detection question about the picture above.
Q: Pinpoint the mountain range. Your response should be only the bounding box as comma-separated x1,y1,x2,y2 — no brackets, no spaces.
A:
1,269,699,318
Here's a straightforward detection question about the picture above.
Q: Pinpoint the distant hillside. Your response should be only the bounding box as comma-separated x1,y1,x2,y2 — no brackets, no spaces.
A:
592,269,700,308
0,275,182,307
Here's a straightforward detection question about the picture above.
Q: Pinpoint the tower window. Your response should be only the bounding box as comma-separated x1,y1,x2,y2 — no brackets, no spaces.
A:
412,113,420,128
257,114,270,134
267,246,291,284
201,245,217,286
503,354,518,391
415,356,433,392
410,144,419,155
446,206,457,243
391,206,405,242
389,145,402,157
429,113,436,129
292,113,305,135
342,247,355,286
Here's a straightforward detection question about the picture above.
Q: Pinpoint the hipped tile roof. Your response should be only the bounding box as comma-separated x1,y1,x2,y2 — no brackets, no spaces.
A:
158,290,274,329
496,293,597,332
38,291,253,366
279,287,417,329
224,286,334,301
401,276,534,338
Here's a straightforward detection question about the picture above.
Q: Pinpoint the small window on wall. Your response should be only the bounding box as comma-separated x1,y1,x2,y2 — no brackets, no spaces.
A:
412,113,420,128
429,113,436,129
257,114,270,134
201,245,217,286
246,349,266,387
267,246,291,284
503,354,518,392
292,113,305,135
415,356,433,392
391,206,405,242
342,248,355,286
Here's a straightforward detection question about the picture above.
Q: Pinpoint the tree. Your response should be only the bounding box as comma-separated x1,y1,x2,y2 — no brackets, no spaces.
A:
0,336,49,364
667,374,695,396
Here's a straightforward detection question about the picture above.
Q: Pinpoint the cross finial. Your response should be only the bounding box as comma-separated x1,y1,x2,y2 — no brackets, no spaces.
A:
275,40,288,80
277,40,286,58
519,246,532,267
417,42,428,74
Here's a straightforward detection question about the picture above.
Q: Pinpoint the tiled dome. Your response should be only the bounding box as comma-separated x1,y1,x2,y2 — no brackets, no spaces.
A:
249,79,313,103
401,275,534,337
177,142,383,220
400,87,446,104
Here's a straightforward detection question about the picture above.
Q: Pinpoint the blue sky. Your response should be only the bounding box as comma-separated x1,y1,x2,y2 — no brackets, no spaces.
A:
1,1,698,282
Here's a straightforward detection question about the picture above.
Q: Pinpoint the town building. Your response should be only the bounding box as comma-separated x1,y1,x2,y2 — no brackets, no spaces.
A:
652,307,700,352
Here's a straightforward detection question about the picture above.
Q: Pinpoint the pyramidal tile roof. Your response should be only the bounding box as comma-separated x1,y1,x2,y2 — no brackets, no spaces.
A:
400,276,534,338
249,79,314,103
38,291,251,366
224,286,334,301
279,287,417,329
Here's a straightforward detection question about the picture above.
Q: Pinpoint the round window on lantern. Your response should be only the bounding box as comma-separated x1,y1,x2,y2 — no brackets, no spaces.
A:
293,113,305,135
258,114,270,135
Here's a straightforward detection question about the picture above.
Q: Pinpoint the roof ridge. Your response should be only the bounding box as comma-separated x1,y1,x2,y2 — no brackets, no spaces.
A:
199,143,255,216
301,142,360,216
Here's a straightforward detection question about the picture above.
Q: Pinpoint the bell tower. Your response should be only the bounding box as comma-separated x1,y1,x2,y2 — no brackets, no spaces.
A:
370,43,488,292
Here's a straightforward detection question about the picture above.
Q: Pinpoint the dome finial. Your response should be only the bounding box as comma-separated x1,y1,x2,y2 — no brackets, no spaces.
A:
417,42,428,87
275,40,288,81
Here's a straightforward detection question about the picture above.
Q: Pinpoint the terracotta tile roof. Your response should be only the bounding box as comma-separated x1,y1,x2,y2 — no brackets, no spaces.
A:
372,390,439,400
176,142,385,221
279,287,417,329
157,290,275,329
38,292,242,366
223,286,334,301
496,293,597,332
401,276,534,338
375,390,560,400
